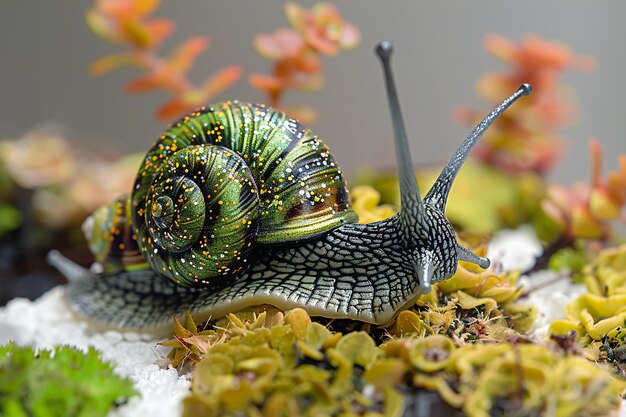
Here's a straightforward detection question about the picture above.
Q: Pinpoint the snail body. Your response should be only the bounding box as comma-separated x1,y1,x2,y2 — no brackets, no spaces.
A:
50,43,531,328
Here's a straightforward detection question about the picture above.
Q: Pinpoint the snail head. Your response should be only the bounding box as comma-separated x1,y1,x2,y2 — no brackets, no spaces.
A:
375,41,532,294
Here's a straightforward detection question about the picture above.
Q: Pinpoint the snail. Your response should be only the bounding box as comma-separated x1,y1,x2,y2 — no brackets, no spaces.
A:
49,42,531,329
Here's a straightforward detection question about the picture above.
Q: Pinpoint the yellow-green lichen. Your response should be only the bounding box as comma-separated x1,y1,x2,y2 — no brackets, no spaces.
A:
162,191,623,416
549,244,626,377
583,244,626,297
180,309,403,417
549,245,626,345
384,336,625,417
350,185,397,223
172,309,625,417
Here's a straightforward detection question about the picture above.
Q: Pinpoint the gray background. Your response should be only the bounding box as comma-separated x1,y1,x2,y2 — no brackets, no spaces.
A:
1,2,624,185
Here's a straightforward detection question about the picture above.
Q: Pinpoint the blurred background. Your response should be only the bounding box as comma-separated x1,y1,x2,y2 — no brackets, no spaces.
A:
1,1,625,303
1,2,624,180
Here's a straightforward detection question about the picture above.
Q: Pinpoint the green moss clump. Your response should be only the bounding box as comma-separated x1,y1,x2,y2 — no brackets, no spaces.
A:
0,342,136,417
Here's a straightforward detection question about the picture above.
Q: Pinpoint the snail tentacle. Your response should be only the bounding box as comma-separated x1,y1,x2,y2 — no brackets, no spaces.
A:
424,83,532,211
47,250,91,283
375,42,530,274
375,42,424,227
456,244,490,269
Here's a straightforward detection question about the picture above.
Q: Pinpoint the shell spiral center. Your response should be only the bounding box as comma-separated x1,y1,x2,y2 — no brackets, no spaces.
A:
135,144,260,286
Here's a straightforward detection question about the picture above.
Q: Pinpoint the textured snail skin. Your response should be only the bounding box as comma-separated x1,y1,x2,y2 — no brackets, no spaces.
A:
52,42,531,329
65,216,414,328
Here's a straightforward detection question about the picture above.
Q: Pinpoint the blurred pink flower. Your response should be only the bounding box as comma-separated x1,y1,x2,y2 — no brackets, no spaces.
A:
250,2,359,122
285,2,360,55
458,34,594,174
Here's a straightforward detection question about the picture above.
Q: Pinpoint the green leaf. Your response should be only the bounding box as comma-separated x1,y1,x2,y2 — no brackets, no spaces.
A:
548,245,587,274
0,204,22,235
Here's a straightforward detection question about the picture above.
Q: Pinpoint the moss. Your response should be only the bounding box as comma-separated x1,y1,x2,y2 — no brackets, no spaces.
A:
173,309,624,417
0,342,136,417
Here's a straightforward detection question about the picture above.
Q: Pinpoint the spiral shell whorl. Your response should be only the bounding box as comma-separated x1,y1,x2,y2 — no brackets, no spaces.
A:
131,101,356,286
136,145,259,286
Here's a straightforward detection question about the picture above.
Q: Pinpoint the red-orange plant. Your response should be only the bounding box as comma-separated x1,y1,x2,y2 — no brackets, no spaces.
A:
249,2,360,123
540,141,626,243
86,0,242,120
457,35,595,174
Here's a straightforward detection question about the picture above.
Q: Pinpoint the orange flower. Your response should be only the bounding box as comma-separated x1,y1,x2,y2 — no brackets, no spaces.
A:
483,34,595,95
86,0,172,48
87,0,241,120
459,35,594,174
539,141,625,242
156,65,242,120
255,28,305,60
96,0,159,18
479,35,594,129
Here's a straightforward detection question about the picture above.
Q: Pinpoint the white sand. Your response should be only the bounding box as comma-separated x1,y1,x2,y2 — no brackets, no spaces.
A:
487,225,588,337
0,288,190,417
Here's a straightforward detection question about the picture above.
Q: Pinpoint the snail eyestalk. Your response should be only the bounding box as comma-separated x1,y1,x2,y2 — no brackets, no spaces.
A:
456,244,490,269
375,41,424,225
425,83,533,211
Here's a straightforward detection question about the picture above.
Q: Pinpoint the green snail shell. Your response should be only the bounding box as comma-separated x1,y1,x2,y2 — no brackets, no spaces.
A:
131,101,357,287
